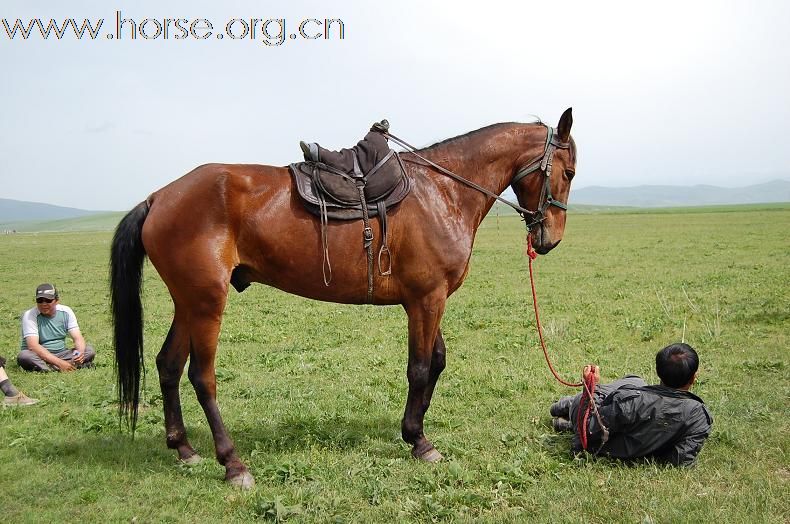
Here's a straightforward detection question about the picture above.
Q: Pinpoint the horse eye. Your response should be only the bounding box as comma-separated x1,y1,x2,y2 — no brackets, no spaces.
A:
564,169,575,181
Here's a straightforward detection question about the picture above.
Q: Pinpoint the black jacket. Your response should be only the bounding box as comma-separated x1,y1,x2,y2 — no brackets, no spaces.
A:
576,384,713,466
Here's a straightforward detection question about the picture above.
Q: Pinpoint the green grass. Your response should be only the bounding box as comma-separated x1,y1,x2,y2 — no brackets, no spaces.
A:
0,205,788,523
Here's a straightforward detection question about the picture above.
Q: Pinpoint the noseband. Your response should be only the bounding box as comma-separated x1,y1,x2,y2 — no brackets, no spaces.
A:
511,126,571,231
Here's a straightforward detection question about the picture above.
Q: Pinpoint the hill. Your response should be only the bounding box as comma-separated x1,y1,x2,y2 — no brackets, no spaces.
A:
0,198,113,222
0,198,121,232
0,212,125,233
570,179,790,207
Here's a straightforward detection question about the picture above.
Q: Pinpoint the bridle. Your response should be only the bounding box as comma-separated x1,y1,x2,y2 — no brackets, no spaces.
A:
383,124,572,232
510,125,572,231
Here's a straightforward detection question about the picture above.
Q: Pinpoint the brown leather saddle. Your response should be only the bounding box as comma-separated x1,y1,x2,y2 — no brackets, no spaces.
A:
289,150,410,220
288,150,411,302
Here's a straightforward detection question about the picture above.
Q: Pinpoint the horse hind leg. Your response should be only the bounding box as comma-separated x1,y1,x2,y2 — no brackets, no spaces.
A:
183,290,254,489
156,320,201,464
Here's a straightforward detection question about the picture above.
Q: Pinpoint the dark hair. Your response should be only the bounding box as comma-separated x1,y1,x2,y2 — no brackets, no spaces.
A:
655,343,699,388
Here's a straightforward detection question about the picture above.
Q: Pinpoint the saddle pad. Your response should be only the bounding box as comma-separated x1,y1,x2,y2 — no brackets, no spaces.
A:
289,162,411,221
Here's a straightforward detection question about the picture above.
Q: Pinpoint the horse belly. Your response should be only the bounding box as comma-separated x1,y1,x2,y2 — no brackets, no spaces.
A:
237,209,403,305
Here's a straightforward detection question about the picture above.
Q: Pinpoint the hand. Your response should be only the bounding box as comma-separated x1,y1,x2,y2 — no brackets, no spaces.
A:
55,359,76,372
73,352,85,365
582,365,600,383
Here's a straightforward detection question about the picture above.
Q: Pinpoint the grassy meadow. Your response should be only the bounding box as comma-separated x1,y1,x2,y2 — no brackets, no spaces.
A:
0,205,788,523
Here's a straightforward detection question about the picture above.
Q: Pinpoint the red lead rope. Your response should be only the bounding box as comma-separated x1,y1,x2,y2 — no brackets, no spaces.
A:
526,234,602,451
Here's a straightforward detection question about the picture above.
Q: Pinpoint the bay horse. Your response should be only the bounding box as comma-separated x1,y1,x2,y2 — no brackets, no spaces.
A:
110,108,577,488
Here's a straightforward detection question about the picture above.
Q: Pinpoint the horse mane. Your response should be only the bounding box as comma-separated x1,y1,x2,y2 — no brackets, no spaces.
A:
416,119,544,153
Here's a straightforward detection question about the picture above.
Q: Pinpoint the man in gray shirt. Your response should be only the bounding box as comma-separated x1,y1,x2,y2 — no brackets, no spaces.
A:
17,284,96,372
550,343,713,466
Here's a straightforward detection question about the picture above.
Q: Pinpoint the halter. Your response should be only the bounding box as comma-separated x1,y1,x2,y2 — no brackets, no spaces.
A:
382,124,572,231
511,125,572,231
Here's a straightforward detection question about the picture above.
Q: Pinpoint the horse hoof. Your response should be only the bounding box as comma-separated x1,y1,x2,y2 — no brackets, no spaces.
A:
227,471,255,490
412,447,444,463
180,453,203,465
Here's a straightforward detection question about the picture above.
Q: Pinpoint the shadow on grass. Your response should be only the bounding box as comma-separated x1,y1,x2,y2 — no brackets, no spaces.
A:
33,411,403,480
235,412,402,455
28,431,185,474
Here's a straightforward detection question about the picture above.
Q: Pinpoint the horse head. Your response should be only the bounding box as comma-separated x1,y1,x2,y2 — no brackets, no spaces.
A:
511,108,576,254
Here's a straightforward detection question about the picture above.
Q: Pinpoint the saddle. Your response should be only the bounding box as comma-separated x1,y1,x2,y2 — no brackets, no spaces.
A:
289,149,411,303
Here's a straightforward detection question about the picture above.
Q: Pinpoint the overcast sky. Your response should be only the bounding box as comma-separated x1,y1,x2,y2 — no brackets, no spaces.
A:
1,0,788,210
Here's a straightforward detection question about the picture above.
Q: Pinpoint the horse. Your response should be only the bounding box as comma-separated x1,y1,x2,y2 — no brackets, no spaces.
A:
110,108,577,488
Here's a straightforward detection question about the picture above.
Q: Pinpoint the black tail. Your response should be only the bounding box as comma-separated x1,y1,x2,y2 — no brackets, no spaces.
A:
110,201,150,431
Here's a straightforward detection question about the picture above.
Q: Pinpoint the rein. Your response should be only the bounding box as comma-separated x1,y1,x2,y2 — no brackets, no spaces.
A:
382,125,569,230
526,234,609,451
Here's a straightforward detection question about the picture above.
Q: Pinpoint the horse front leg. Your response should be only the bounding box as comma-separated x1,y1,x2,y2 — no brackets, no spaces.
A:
422,329,447,414
402,295,446,462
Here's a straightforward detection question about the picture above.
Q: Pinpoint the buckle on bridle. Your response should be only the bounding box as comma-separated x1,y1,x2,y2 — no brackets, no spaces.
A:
520,210,545,232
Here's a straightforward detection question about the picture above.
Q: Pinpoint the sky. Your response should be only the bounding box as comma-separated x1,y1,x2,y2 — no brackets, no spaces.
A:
1,0,788,211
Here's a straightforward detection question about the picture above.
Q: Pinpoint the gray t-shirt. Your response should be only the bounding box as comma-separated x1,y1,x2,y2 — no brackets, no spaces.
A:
20,305,79,353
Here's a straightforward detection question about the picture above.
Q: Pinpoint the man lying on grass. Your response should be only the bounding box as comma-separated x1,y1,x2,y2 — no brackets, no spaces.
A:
550,343,713,466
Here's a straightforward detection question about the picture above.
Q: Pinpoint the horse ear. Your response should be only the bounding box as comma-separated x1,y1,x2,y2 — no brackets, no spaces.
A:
557,107,573,141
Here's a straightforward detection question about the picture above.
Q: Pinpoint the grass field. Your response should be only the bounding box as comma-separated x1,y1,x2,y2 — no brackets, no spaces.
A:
0,205,788,523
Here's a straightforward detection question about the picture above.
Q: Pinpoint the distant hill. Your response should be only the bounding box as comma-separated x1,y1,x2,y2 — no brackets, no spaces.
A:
0,198,112,222
570,179,790,207
0,198,122,232
0,212,125,233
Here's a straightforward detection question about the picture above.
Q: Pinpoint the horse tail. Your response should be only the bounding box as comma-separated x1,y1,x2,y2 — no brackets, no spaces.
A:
110,200,150,431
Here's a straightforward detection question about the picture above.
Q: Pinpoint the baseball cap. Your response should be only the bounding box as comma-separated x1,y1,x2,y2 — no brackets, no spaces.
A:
35,283,58,300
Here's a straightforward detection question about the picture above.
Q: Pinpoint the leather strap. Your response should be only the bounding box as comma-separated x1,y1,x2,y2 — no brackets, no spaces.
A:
313,164,333,286
366,149,395,179
377,200,392,276
354,153,375,303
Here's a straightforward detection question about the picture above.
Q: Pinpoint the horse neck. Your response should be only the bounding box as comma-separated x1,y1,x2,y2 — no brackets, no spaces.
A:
417,123,546,224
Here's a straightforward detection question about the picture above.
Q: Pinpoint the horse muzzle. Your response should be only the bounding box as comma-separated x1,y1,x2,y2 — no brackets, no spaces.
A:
529,225,561,255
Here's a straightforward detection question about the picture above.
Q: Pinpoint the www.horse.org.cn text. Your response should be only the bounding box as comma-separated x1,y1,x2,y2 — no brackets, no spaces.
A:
1,11,345,46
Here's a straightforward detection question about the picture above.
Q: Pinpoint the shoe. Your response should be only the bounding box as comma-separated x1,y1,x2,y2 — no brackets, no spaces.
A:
3,392,39,407
300,141,319,162
549,401,568,418
552,417,573,432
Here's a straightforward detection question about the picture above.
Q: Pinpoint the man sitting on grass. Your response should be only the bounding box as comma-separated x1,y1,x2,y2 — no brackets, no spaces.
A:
550,343,713,466
17,284,96,372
